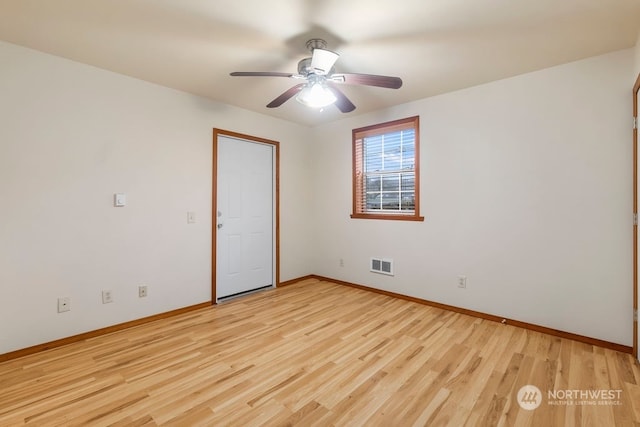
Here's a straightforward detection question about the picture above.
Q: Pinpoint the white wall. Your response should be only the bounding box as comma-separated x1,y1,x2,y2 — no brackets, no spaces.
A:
1,39,636,355
311,49,634,346
0,41,313,354
635,32,640,77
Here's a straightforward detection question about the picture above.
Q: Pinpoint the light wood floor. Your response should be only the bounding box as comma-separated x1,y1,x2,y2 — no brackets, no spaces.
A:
1,278,639,426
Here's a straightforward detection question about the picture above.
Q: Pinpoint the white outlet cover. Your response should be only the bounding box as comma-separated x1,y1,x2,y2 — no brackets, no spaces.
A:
102,290,113,304
57,297,71,313
458,276,467,288
138,285,148,297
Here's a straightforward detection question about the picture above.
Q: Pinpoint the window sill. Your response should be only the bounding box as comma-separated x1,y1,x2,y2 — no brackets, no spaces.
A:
350,213,425,222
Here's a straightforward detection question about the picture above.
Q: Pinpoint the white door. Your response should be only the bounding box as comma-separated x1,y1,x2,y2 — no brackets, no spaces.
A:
216,135,275,300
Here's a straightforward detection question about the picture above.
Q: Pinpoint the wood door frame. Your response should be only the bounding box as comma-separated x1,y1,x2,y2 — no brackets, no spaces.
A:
634,73,639,358
212,128,280,303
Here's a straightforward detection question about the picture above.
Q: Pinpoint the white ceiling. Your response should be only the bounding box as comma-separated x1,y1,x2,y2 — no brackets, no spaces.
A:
1,0,639,126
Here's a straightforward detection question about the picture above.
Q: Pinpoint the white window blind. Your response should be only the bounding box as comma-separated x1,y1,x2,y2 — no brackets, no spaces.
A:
352,116,421,220
363,129,415,213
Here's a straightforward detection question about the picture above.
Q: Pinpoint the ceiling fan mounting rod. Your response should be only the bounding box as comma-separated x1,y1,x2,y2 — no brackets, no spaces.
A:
306,38,328,52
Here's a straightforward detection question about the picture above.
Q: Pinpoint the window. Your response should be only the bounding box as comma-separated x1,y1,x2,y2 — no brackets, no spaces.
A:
352,116,423,221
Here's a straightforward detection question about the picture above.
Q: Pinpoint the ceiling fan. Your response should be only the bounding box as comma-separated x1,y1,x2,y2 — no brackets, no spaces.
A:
230,39,403,113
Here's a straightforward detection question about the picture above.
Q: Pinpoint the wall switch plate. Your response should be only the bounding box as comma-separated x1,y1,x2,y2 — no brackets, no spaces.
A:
114,193,126,207
187,212,196,224
57,297,71,313
102,290,113,304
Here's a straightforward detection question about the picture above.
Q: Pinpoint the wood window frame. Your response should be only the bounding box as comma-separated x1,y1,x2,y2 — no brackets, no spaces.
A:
351,116,424,221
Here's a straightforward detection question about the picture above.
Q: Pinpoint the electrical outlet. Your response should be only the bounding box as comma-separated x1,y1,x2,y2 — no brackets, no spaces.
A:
138,285,148,298
102,290,113,304
57,297,71,313
339,258,344,267
457,275,467,289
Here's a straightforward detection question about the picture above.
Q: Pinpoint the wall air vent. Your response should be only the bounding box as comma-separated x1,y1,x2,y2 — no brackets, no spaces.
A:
370,257,394,276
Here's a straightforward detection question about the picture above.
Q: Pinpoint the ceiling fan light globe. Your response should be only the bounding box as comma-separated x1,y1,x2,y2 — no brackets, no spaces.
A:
296,83,337,108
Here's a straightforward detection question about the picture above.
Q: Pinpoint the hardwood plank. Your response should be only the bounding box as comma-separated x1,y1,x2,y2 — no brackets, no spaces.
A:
0,278,639,426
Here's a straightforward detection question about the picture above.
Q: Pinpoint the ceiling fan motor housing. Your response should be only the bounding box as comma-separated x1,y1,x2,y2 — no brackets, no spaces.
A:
297,57,335,77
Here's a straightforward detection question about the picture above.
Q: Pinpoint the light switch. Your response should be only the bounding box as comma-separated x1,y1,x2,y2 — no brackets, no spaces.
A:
187,211,196,224
114,193,126,207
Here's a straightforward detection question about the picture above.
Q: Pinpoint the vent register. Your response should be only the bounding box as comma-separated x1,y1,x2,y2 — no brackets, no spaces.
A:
370,258,394,276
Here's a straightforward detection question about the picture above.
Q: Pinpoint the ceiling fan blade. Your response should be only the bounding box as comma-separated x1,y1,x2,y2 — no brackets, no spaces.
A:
310,48,339,75
326,84,356,113
266,83,306,108
330,73,403,89
230,72,294,78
